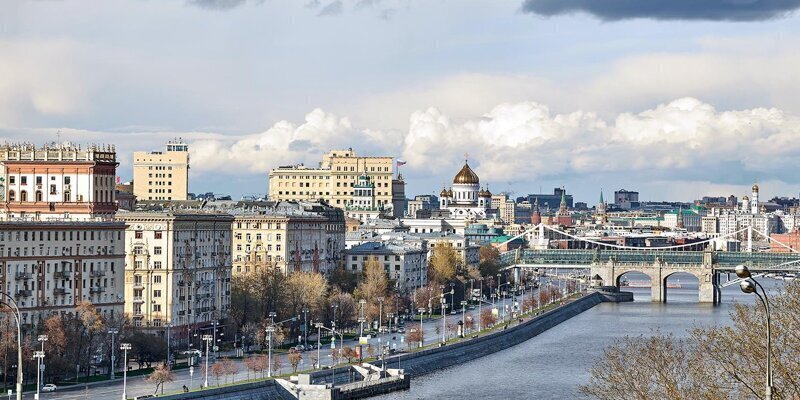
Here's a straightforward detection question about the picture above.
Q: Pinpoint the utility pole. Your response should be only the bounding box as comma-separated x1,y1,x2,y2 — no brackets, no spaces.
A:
107,330,117,380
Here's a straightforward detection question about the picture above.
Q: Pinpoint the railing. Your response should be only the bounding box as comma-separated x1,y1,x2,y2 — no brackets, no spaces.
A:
133,282,144,289
54,271,71,279
132,296,144,302
15,290,32,298
15,272,32,280
90,270,106,277
90,287,105,294
53,288,68,296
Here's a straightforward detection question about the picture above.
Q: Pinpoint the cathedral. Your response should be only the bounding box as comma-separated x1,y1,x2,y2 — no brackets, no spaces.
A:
439,160,492,219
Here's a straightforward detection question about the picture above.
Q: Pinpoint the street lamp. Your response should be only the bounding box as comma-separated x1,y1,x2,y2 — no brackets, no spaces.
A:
377,297,384,333
735,265,773,400
0,293,23,400
302,306,309,348
165,323,172,366
107,329,118,380
36,334,47,396
33,351,44,400
266,325,276,377
120,343,131,400
202,334,213,387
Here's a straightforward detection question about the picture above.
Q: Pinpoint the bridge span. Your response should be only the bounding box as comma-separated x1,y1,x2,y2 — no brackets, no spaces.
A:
497,224,800,303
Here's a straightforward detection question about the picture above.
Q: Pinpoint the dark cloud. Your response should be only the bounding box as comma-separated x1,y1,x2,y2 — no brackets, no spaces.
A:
318,1,343,16
520,0,800,21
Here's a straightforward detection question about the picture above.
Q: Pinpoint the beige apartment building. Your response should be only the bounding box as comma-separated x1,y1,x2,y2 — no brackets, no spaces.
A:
268,149,404,216
133,140,190,201
117,211,233,343
232,201,345,275
0,220,126,326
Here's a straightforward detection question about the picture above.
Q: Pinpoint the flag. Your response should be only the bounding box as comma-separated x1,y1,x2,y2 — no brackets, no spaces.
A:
397,159,407,166
115,176,121,184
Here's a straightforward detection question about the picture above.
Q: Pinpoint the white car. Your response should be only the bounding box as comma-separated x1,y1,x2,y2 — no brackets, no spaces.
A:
42,384,57,392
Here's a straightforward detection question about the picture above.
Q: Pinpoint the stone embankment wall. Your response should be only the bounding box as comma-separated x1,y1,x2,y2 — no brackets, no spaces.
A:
156,291,629,400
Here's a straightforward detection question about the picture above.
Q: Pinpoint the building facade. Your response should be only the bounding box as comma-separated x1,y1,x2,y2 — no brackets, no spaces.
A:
117,212,233,340
0,143,118,221
268,150,403,214
133,140,190,201
231,201,345,276
345,241,427,292
0,220,126,326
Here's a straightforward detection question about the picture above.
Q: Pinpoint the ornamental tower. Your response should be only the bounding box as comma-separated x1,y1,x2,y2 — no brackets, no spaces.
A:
751,183,759,215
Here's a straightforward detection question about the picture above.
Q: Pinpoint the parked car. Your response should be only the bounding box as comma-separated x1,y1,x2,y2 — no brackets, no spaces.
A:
293,345,306,352
42,384,58,392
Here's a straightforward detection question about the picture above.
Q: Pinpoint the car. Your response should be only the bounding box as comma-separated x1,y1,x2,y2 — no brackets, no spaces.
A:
293,345,305,352
42,384,57,392
397,327,406,334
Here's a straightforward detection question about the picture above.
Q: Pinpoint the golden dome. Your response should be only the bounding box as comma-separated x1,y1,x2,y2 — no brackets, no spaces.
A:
479,188,492,197
446,189,453,197
752,184,759,192
453,162,480,185
743,195,750,200
440,188,449,197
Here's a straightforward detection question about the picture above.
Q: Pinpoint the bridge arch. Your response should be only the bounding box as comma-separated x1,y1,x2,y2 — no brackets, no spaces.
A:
613,269,655,301
662,271,703,303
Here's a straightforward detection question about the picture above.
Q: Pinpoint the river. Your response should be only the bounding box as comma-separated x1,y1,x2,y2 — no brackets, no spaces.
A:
377,272,780,400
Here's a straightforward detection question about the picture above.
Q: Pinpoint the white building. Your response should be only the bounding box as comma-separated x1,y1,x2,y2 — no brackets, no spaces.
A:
438,161,492,220
0,143,118,221
0,220,126,326
345,241,428,292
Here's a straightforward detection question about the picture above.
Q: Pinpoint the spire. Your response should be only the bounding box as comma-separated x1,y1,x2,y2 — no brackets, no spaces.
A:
533,197,540,212
599,189,604,204
560,189,567,207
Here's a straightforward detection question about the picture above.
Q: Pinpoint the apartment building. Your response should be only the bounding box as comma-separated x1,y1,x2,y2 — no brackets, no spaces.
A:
0,220,126,326
133,140,190,201
0,143,118,221
345,241,427,292
232,201,345,275
117,211,233,341
268,149,404,216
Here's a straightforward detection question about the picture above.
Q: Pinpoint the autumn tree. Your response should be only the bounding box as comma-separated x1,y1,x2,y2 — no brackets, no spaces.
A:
478,245,501,278
407,324,424,348
581,281,800,399
147,364,175,395
211,362,225,386
327,290,358,328
341,346,356,363
75,301,106,380
480,308,497,328
288,350,303,373
355,257,389,322
413,285,441,316
273,357,285,375
429,242,460,284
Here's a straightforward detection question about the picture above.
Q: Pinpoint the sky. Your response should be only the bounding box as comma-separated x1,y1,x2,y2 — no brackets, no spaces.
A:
2,0,800,204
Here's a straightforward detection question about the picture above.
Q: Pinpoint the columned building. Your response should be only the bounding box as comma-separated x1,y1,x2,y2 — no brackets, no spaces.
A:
438,160,492,219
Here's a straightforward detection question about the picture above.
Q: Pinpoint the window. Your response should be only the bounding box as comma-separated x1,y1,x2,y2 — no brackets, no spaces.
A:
153,290,162,298
154,246,162,255
153,304,162,312
154,276,162,283
9,176,14,184
154,261,162,269
20,176,27,185
49,185,56,195
135,231,143,239
64,176,70,185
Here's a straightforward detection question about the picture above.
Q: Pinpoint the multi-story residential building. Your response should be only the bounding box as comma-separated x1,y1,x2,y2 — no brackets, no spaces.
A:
0,143,118,221
117,211,233,342
231,201,345,275
133,140,190,201
268,149,404,216
345,241,427,292
701,216,719,235
406,194,438,218
0,220,126,326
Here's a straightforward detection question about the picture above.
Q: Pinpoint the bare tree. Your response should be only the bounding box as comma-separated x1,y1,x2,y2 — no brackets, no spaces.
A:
147,364,175,395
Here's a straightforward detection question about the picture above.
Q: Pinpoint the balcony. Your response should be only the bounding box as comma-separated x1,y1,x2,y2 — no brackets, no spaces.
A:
90,270,106,277
132,311,144,318
132,282,144,290
132,296,144,303
15,290,32,298
53,288,69,296
89,287,105,294
15,272,32,280
54,271,72,279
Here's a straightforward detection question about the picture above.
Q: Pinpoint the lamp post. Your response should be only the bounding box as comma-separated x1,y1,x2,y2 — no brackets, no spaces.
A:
33,351,44,400
202,334,212,387
0,293,23,400
120,343,131,400
266,325,275,377
302,306,309,349
107,330,117,380
478,278,483,332
460,301,467,336
440,296,447,344
165,323,172,366
735,265,773,400
37,335,48,391
377,297,384,333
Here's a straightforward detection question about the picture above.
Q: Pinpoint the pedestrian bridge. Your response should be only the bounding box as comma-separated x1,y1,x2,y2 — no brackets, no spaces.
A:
497,224,800,303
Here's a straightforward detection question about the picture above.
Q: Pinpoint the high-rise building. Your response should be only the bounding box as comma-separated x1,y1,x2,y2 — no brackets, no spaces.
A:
614,189,640,209
520,188,573,211
133,140,190,201
268,149,403,212
0,220,126,325
0,143,118,220
116,211,233,339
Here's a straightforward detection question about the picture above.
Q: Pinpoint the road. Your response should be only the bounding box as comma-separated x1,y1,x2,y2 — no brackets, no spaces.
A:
35,283,563,399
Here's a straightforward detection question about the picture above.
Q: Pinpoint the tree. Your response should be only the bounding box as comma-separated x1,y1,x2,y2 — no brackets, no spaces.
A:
285,272,328,327
327,290,358,329
221,358,238,384
211,362,225,386
75,301,106,380
329,263,357,293
355,257,389,322
407,324,424,348
581,281,800,400
480,309,497,328
341,346,356,363
413,285,440,316
464,315,475,332
147,364,175,395
288,350,302,373
273,357,285,376
429,242,459,284
478,245,501,278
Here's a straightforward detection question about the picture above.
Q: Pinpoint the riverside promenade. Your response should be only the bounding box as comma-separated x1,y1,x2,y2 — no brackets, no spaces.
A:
153,289,631,400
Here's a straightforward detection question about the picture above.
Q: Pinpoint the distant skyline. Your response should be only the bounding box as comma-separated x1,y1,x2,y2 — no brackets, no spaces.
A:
3,1,800,203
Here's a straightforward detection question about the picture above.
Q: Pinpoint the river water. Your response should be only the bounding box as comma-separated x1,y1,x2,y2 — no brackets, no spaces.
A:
378,272,777,400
